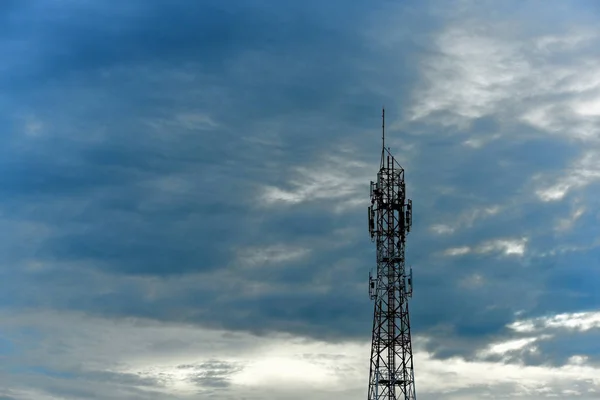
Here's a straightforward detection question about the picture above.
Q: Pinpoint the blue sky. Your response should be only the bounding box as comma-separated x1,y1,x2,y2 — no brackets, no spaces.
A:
1,0,600,398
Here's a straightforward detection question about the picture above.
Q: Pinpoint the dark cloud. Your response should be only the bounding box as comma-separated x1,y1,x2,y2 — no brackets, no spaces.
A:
1,0,600,397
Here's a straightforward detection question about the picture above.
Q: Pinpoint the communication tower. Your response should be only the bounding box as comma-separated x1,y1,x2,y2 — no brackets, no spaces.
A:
367,109,415,400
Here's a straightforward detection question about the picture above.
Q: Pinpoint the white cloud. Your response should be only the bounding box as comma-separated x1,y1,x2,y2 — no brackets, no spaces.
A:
237,244,311,267
463,133,501,148
479,238,527,256
444,246,471,256
261,154,371,212
409,25,533,127
409,14,600,148
416,349,600,396
459,273,485,288
573,97,600,117
430,224,455,235
556,206,585,231
508,319,537,334
478,337,540,358
509,311,600,333
444,237,527,257
435,205,501,236
568,355,590,366
536,151,600,201
3,310,600,399
534,31,597,53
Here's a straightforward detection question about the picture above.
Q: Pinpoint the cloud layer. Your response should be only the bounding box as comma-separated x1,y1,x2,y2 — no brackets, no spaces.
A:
1,0,600,398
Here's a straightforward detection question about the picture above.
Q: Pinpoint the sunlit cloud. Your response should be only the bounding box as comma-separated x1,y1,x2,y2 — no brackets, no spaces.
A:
444,246,471,256
555,206,585,231
237,245,311,267
509,311,600,333
477,337,541,358
430,224,455,235
3,310,600,399
261,155,371,211
536,151,600,201
444,237,527,257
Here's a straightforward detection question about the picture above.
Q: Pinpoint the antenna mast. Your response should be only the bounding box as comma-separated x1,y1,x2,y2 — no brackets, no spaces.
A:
380,108,385,169
367,110,416,400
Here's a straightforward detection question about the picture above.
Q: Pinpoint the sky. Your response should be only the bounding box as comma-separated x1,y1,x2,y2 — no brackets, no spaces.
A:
1,0,600,398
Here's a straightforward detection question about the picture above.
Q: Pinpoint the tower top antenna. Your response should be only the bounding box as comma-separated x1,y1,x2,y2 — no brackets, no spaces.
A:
380,107,385,168
382,107,385,149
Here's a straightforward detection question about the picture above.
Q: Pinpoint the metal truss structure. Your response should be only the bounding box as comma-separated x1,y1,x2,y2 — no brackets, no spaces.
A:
367,109,415,400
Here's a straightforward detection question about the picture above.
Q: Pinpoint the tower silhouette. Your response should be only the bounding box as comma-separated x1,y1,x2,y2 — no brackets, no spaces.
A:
367,109,415,400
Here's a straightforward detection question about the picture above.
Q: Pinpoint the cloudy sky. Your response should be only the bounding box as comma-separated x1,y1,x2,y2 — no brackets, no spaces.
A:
1,0,600,398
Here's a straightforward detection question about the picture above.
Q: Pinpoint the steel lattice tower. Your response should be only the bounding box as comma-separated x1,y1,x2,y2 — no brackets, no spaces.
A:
367,109,415,400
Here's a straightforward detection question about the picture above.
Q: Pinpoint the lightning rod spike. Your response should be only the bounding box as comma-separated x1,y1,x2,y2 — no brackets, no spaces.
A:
382,107,385,150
